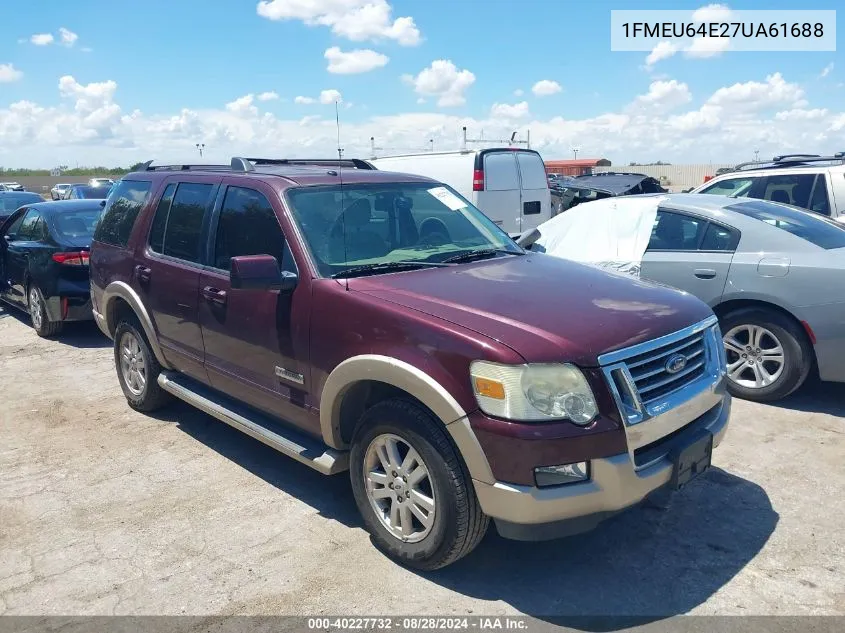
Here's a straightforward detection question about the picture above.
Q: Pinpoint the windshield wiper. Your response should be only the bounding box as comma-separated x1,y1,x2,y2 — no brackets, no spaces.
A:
331,261,451,279
441,248,524,264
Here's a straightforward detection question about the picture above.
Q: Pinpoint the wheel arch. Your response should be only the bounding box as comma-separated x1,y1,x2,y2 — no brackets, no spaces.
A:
320,355,495,484
101,281,172,369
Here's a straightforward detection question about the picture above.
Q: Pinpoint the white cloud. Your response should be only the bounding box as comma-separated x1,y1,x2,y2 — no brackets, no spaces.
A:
532,80,562,97
820,63,834,78
403,60,475,107
324,46,388,74
31,33,54,46
225,94,258,116
256,0,421,46
490,102,530,119
685,36,730,58
59,27,78,47
692,3,733,22
645,41,678,66
0,63,24,83
3,71,844,169
630,80,692,112
513,89,524,97
81,47,93,53
257,91,280,101
319,89,342,104
295,96,315,105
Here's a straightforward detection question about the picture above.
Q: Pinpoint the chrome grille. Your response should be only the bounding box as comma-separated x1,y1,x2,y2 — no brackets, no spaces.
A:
624,331,707,403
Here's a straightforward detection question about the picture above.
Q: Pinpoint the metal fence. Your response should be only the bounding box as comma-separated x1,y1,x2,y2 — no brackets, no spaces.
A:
594,164,735,190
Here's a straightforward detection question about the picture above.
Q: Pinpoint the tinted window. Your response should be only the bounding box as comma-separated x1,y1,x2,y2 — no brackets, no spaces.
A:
162,183,214,262
808,175,831,216
700,177,755,197
761,174,816,208
51,209,102,240
214,186,293,271
95,180,153,247
4,213,26,237
148,183,176,253
0,193,41,214
17,210,42,240
516,152,548,189
483,152,519,191
727,200,845,250
700,223,739,251
648,210,706,251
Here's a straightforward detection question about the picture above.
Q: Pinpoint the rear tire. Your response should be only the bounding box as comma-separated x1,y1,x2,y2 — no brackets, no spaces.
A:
28,286,63,338
350,399,489,570
114,318,171,412
720,307,811,402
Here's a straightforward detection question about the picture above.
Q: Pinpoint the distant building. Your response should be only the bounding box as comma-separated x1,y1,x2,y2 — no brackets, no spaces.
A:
545,158,611,176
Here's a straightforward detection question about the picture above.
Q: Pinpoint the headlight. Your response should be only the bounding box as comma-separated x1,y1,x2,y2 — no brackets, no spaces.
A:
470,361,598,424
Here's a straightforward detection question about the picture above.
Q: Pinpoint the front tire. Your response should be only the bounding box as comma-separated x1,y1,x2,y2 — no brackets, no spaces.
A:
350,399,489,570
114,318,171,412
720,308,811,402
28,286,63,337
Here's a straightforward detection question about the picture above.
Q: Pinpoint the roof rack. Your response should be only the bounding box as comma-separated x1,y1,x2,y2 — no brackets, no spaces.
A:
241,157,377,170
732,153,845,172
142,161,232,172
577,171,649,178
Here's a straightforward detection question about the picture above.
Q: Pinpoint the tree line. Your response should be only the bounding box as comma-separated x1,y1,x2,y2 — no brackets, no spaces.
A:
0,162,148,176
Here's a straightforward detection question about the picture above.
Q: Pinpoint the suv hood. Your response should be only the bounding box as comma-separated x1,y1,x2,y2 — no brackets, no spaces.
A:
350,254,713,366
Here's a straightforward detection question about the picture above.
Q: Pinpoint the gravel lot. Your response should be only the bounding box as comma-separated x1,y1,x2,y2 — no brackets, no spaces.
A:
1,304,843,623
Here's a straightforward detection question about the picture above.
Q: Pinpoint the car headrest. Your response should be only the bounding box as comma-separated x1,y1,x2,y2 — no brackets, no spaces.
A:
344,198,372,226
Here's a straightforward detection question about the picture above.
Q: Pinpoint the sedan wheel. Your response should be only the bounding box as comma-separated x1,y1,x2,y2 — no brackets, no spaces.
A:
723,324,785,389
29,288,43,331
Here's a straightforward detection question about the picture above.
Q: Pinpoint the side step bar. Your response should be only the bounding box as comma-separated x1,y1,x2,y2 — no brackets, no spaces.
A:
158,371,349,475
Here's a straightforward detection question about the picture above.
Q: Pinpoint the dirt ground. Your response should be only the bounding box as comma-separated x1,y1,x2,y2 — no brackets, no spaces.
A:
1,304,843,622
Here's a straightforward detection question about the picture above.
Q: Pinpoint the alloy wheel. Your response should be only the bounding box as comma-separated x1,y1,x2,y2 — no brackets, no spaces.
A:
723,324,785,389
363,433,436,543
119,332,147,397
28,288,43,330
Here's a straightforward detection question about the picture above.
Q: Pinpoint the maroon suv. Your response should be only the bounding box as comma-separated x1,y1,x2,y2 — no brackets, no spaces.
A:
90,157,731,569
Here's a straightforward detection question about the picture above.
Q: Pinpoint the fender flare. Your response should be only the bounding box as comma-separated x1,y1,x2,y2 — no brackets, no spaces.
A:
101,281,172,369
320,354,495,484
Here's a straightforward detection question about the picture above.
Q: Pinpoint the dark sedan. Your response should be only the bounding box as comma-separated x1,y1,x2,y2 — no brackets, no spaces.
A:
62,184,110,200
0,200,100,336
0,191,44,224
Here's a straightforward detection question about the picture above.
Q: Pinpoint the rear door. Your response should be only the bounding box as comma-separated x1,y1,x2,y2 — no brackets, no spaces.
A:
640,209,739,307
135,177,219,382
4,209,43,306
515,151,551,231
476,151,521,233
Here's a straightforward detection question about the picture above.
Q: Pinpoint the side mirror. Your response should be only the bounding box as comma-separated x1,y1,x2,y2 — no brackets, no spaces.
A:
515,227,541,249
230,254,297,293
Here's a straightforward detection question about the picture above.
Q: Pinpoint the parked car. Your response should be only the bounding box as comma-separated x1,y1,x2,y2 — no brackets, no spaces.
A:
529,193,845,401
51,183,73,200
63,184,109,200
89,177,115,188
0,191,43,224
551,172,668,214
370,149,552,235
692,154,845,223
2,182,25,192
0,200,100,336
90,157,729,570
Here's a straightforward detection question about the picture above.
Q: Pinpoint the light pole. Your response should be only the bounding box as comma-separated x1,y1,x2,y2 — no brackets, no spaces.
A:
754,149,760,163
196,143,205,157
572,148,579,160
429,139,434,152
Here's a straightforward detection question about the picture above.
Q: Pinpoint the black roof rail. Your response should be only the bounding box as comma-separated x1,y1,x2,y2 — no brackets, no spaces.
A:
243,157,377,170
733,154,845,172
143,162,231,172
773,153,821,161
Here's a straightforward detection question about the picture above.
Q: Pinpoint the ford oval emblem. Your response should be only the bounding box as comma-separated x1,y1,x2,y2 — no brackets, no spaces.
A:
665,354,687,374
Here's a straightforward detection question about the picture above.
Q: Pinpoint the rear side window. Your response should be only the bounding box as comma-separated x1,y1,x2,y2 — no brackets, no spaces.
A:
148,184,176,253
516,152,548,189
700,223,739,251
161,183,215,263
94,180,152,247
808,175,831,216
213,186,293,271
727,200,845,250
17,210,43,240
760,174,816,208
483,152,519,191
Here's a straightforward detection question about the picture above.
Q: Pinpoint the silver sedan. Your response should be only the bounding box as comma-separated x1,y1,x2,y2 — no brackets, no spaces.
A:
532,193,845,402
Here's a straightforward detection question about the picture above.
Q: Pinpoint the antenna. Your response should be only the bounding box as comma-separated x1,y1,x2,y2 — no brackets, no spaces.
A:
335,101,349,291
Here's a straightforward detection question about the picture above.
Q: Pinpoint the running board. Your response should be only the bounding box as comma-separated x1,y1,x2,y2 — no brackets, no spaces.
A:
157,371,348,475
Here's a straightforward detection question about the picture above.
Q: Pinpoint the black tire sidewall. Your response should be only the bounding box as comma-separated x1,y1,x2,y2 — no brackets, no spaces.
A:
720,308,810,401
349,402,468,568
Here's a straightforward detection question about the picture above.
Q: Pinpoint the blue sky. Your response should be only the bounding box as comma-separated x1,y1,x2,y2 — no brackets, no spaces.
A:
0,0,842,167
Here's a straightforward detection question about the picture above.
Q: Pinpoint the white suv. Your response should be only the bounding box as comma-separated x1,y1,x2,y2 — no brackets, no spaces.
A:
692,154,845,223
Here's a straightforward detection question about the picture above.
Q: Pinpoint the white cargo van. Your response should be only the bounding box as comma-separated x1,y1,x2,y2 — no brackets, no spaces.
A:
371,149,551,235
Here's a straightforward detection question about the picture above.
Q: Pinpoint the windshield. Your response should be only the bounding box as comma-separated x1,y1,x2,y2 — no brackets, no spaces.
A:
287,182,522,277
50,209,101,240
